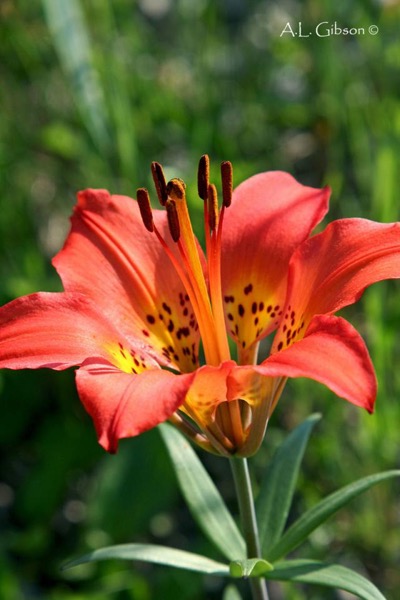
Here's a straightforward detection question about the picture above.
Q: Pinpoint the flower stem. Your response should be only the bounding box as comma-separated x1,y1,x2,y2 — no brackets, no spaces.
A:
230,457,270,600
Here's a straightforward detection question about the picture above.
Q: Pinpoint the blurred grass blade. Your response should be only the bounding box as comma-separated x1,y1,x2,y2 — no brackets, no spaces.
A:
90,1,138,182
256,413,321,555
268,470,400,562
265,559,386,600
63,543,230,576
159,423,246,561
229,558,273,579
42,0,110,151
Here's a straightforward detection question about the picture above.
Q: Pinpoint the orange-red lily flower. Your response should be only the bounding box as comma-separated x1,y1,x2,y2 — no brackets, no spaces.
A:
1,157,399,456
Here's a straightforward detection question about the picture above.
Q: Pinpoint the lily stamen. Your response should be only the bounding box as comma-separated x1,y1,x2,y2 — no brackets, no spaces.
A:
220,160,233,207
165,199,180,242
197,154,210,201
207,183,219,232
136,188,154,233
151,161,168,206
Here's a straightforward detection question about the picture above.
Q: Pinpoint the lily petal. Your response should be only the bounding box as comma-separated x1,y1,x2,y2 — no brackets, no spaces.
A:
229,315,376,414
76,361,195,452
53,189,201,372
0,292,120,370
0,291,160,375
221,172,330,351
273,218,400,352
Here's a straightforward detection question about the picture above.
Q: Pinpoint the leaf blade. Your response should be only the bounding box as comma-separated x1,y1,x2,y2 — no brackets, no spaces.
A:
256,413,321,554
265,559,386,600
268,470,400,561
159,423,246,560
63,543,230,576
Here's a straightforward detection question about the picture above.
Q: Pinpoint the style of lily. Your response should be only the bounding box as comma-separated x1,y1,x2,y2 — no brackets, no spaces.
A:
1,156,399,457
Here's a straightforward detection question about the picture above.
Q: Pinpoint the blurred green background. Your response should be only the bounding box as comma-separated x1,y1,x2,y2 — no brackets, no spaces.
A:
1,0,400,598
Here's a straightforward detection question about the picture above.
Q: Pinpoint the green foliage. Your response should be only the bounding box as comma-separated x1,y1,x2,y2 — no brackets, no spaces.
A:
64,422,398,598
256,413,321,555
159,423,246,560
267,470,400,563
63,543,230,576
266,560,386,600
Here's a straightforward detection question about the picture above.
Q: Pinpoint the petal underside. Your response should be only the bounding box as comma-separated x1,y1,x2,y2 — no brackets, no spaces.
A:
221,172,330,351
53,189,201,372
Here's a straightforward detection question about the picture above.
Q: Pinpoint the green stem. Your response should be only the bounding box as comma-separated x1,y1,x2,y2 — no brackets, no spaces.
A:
230,457,269,600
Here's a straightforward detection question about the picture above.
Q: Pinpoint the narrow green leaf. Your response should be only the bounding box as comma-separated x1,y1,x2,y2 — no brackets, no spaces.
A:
230,558,273,579
41,0,110,151
257,413,321,554
268,470,400,561
63,543,230,576
159,423,246,560
265,559,386,600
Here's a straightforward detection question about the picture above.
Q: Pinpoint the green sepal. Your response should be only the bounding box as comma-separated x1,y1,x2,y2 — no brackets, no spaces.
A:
159,423,246,560
229,558,274,579
256,413,321,555
62,543,230,576
265,559,386,600
268,469,400,561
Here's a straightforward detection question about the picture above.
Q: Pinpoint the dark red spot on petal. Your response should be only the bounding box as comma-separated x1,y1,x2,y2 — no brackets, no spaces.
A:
162,302,172,314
